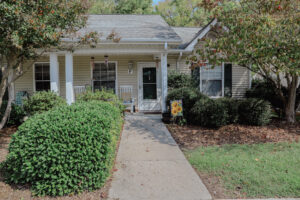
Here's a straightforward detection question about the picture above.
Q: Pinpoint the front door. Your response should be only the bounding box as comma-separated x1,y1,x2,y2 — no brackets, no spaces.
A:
138,63,161,111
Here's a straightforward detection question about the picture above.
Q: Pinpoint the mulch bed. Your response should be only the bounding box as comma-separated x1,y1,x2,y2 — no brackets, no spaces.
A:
167,120,300,149
167,120,300,199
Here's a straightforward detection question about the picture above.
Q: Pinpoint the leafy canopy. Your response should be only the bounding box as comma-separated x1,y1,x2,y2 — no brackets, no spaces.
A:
0,0,90,63
90,0,154,14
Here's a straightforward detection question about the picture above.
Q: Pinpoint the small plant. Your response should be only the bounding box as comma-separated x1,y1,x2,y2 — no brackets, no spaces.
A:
1,101,123,196
191,98,228,128
168,70,193,90
0,101,26,126
23,91,66,116
77,89,125,112
238,98,273,126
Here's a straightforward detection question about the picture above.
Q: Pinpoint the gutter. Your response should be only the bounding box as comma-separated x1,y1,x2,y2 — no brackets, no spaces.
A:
176,51,183,71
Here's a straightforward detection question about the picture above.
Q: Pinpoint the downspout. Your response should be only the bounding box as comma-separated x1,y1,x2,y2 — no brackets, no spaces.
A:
176,51,183,72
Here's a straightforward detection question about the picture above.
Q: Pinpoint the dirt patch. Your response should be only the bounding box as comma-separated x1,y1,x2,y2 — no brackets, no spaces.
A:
0,123,125,200
167,121,300,149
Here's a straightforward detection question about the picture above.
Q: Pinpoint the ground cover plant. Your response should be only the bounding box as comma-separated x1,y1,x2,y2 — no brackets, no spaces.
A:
185,142,300,198
0,101,123,197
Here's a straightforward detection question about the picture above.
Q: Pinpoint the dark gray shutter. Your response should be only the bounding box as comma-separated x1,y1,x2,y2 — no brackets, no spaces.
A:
224,63,232,97
191,67,200,89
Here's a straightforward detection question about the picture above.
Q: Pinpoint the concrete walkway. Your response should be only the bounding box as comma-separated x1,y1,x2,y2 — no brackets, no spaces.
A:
108,114,212,200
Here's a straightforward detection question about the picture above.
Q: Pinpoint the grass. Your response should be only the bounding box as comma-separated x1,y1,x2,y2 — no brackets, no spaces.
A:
185,142,300,198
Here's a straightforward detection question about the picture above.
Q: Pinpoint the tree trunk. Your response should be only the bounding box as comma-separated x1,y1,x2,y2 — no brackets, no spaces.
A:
284,76,299,124
0,69,14,129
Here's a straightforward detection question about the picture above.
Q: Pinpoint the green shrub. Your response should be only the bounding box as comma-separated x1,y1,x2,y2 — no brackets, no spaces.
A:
216,98,240,124
191,98,228,128
168,70,193,89
167,87,208,123
23,91,66,116
1,101,123,196
0,101,26,126
246,79,300,117
77,89,125,112
238,98,273,126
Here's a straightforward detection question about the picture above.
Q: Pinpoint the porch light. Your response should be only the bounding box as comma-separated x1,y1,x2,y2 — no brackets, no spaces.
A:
104,55,109,66
128,62,134,74
90,57,95,70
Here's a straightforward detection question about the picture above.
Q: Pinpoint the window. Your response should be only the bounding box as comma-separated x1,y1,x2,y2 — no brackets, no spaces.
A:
34,63,50,91
200,64,224,97
92,62,116,92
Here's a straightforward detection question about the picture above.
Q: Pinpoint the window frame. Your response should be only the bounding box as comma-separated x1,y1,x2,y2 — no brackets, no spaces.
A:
91,61,118,95
33,62,51,92
199,62,225,98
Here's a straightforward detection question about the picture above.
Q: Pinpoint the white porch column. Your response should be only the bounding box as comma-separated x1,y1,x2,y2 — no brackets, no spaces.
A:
161,53,168,112
65,52,74,105
50,53,59,94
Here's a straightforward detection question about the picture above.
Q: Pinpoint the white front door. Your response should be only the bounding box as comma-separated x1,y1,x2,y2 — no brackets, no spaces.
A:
138,62,161,111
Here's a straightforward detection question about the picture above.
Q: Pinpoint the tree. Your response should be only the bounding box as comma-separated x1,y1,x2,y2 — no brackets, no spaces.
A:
90,0,154,14
0,0,93,129
89,0,116,14
190,0,300,123
155,0,210,27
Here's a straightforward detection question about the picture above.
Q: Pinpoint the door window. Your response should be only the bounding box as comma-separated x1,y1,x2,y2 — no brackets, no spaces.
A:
143,68,157,100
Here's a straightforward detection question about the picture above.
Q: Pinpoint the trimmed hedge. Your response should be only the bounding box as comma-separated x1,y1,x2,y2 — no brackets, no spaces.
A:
216,98,239,124
77,89,125,113
238,98,273,126
167,87,208,123
23,91,67,116
168,71,193,90
1,101,123,196
191,98,228,128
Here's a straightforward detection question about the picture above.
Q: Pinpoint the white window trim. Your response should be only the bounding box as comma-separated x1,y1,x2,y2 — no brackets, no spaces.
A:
199,62,225,98
90,61,118,95
33,62,50,92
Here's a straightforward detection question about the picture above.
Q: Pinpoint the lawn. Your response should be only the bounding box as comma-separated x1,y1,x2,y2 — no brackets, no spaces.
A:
185,142,300,198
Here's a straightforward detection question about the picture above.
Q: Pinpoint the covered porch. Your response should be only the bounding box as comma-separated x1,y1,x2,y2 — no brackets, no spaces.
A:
14,47,170,112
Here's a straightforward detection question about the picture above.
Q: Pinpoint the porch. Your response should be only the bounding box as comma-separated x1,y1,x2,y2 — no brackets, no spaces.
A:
14,53,169,112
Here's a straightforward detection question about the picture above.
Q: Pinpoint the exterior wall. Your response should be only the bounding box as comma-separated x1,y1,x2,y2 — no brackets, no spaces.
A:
14,55,155,107
232,64,251,98
167,55,191,75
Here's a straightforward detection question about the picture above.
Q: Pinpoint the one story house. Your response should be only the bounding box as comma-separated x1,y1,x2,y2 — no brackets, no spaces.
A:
13,15,251,112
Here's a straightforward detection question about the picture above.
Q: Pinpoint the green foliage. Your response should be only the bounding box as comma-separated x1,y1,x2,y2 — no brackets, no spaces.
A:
238,98,273,126
0,102,26,126
192,0,300,122
0,0,89,60
90,0,153,14
186,142,300,197
155,0,210,27
77,89,125,112
246,79,300,117
23,91,67,116
167,87,208,123
191,98,228,128
215,98,239,124
168,71,193,90
1,101,123,196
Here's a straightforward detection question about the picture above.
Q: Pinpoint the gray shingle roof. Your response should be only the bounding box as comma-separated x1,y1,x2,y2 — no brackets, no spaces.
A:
80,15,182,43
171,27,202,49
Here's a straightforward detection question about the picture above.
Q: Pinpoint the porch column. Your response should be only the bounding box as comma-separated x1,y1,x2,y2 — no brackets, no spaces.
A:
65,52,74,105
161,53,168,112
50,53,60,94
